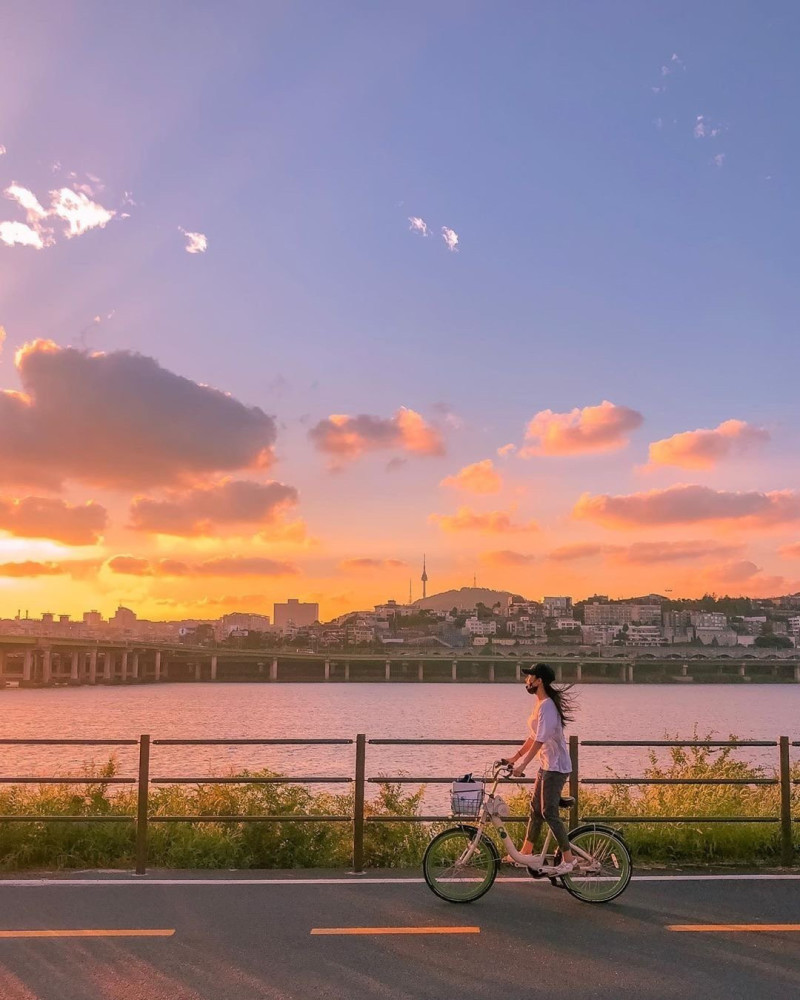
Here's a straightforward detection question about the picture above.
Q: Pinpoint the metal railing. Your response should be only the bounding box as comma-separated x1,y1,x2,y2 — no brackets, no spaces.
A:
0,733,796,872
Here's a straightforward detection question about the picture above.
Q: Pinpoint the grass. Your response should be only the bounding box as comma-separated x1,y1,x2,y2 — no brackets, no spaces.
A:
0,738,797,870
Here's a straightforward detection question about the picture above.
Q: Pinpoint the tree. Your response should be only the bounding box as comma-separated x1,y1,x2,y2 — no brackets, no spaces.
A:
754,634,793,649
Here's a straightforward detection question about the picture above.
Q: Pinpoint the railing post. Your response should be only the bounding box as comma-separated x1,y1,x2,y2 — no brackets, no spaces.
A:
352,733,366,874
135,734,151,875
779,736,793,866
569,734,579,829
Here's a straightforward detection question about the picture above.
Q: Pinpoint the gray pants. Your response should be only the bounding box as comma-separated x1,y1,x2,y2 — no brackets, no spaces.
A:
525,769,571,853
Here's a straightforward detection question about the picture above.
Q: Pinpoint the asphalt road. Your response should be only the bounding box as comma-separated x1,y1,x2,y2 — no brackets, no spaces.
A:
0,872,799,1000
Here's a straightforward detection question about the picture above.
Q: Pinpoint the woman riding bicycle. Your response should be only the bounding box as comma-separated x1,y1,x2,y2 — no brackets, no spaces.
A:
502,662,576,876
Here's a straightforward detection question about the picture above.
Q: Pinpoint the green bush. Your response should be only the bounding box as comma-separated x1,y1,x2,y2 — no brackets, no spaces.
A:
0,738,796,870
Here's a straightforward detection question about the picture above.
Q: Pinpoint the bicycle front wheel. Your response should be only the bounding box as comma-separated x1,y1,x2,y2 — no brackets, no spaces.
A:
422,826,498,903
562,828,632,903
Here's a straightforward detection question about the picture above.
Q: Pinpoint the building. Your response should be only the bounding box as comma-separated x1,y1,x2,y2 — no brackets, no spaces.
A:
220,612,271,637
83,610,103,626
690,612,727,630
111,607,136,630
274,599,319,628
584,602,662,627
625,625,664,646
543,596,572,619
464,617,497,636
581,624,619,646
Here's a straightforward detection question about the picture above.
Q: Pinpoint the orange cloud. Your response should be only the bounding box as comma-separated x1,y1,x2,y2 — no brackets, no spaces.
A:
129,480,298,536
106,555,298,577
522,400,643,456
440,459,502,495
573,485,800,529
340,558,408,571
547,543,614,562
308,408,444,463
430,506,539,534
647,419,769,470
0,496,107,545
0,560,66,577
0,341,276,489
0,559,100,578
496,443,516,457
613,540,744,564
480,549,536,567
778,543,800,559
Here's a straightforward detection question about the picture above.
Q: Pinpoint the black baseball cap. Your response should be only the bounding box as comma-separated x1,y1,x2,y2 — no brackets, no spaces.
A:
521,663,556,683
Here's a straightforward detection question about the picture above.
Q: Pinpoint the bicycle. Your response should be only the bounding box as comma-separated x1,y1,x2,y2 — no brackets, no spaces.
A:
422,760,632,904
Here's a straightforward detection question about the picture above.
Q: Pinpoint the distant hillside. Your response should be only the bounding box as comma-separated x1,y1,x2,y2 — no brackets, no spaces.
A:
413,587,527,613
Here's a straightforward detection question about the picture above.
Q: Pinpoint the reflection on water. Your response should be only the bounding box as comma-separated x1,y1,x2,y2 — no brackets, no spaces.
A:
1,684,797,797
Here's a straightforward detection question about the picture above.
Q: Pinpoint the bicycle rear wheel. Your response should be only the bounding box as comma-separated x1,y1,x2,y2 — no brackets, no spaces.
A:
562,829,632,903
422,826,498,903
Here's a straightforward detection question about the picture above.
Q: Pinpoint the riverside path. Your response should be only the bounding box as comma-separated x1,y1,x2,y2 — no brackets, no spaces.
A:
0,871,799,999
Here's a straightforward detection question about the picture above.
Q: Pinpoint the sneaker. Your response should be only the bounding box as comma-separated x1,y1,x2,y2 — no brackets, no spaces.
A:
541,860,575,876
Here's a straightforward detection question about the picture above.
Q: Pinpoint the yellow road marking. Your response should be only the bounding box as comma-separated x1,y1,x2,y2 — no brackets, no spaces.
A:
668,924,800,933
0,929,175,939
311,927,480,936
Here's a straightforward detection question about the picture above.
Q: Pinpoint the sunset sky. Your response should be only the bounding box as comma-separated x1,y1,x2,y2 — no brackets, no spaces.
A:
1,1,800,621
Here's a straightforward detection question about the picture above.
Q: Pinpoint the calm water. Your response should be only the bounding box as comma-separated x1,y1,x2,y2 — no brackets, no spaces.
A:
1,684,797,808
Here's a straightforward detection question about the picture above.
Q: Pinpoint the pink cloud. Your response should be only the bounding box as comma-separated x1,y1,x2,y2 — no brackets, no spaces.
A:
309,408,444,463
0,495,107,545
647,419,769,470
613,540,744,564
778,543,800,559
430,506,539,534
573,484,800,529
129,480,298,536
107,555,298,577
440,459,502,495
480,549,536,567
0,341,277,490
522,400,643,456
340,558,408,571
547,543,614,562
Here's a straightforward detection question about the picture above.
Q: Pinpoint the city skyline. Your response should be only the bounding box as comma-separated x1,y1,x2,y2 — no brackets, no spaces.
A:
2,4,800,621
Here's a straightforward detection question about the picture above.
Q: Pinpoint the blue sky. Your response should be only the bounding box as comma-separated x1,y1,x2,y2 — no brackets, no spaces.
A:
1,1,799,617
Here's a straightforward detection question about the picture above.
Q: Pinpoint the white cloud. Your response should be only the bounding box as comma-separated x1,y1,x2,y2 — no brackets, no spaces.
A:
0,145,6,156
408,216,429,237
0,325,5,355
0,221,45,249
694,115,725,140
1,181,117,248
5,184,48,224
50,188,115,237
179,228,208,254
441,226,459,252
713,153,726,168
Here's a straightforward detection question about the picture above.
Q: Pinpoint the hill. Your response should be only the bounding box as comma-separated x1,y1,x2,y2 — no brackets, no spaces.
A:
413,587,527,613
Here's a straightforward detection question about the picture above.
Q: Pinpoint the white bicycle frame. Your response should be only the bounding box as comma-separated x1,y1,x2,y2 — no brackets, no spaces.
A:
458,764,597,872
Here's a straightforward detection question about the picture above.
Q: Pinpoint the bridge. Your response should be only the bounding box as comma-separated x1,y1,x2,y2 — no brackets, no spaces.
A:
1,635,799,686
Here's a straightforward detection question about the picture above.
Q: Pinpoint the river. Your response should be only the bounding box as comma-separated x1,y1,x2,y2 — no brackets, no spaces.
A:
1,683,797,807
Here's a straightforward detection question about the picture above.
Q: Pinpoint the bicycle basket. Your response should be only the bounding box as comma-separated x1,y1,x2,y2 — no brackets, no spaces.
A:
450,777,485,817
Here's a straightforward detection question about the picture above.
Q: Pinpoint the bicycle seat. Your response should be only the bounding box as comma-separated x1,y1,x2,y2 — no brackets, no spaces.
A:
559,796,575,808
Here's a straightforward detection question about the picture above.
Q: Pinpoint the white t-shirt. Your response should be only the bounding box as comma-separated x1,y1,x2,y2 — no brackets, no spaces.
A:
527,697,572,773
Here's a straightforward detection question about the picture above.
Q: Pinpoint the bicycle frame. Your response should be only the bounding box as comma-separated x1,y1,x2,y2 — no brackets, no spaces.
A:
458,765,597,871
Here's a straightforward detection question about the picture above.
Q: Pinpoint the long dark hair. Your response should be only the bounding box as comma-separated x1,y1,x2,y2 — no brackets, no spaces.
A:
541,677,577,728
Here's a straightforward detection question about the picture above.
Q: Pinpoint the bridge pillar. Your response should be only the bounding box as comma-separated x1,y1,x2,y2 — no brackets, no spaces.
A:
418,661,424,681
89,649,98,684
210,655,218,681
681,662,688,677
42,648,52,685
515,663,521,681
130,652,139,681
384,660,389,681
488,663,495,682
739,664,746,678
192,662,200,682
23,649,33,685
344,662,350,681
121,651,130,682
154,650,162,681
270,658,278,681
452,660,458,681
795,665,800,682
576,663,582,681
627,664,634,683
556,664,563,682
70,651,80,685
0,650,6,682
102,651,113,683
325,659,331,681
